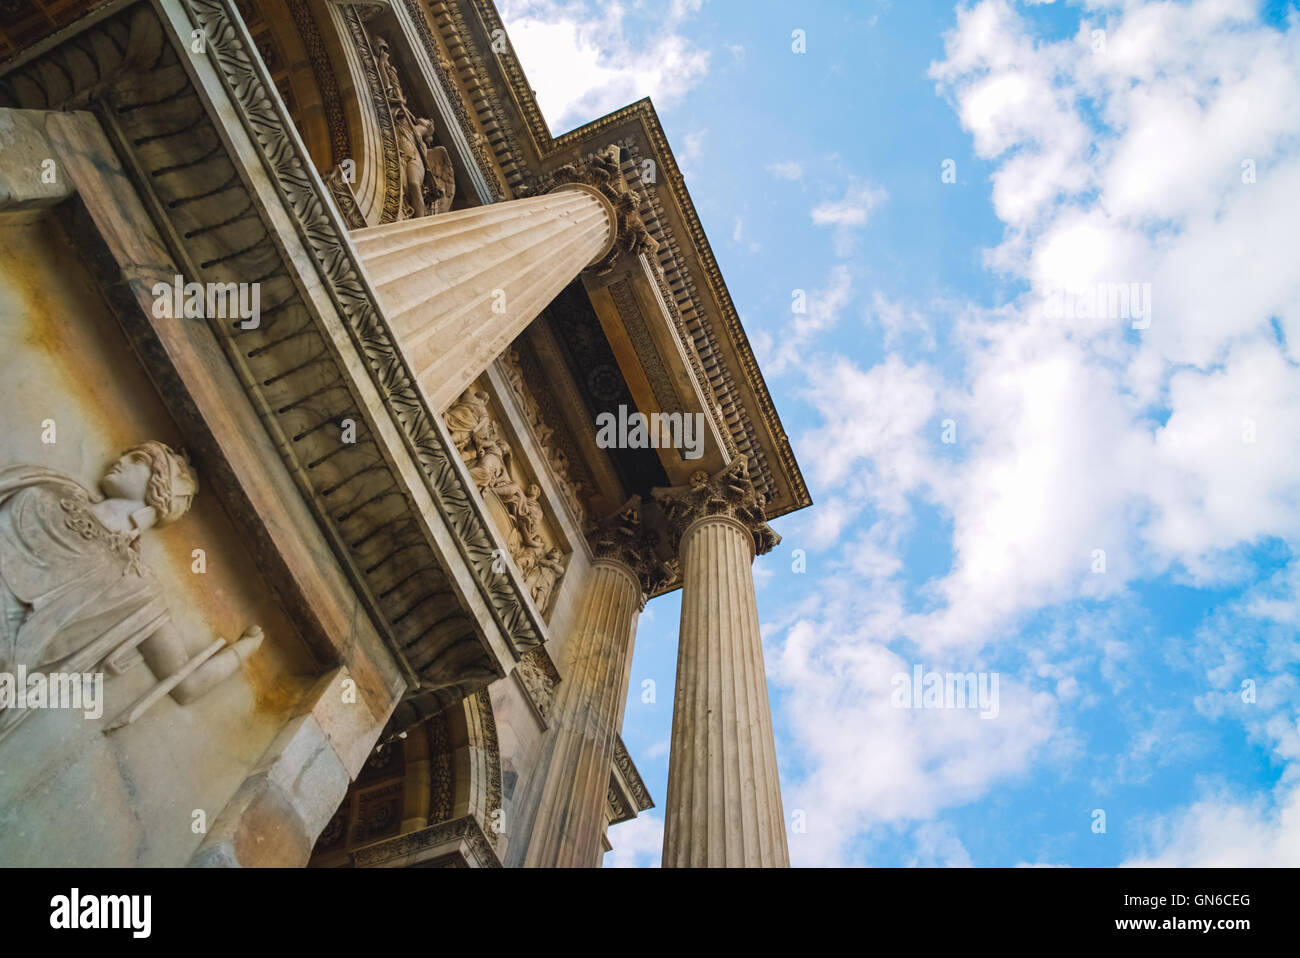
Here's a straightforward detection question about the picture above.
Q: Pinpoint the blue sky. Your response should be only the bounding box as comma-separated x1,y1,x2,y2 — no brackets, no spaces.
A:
496,0,1300,867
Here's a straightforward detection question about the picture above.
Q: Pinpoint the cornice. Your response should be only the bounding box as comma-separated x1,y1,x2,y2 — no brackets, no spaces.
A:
0,0,548,729
613,734,653,813
451,1,811,518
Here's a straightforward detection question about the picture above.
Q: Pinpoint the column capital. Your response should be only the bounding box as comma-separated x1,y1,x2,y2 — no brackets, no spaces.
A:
521,145,658,275
587,496,676,598
651,456,781,559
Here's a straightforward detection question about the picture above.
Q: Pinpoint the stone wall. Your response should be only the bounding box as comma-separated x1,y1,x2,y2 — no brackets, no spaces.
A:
0,216,315,866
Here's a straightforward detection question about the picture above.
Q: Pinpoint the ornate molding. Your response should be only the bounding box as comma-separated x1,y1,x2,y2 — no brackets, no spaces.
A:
472,687,502,849
497,344,587,530
606,780,632,825
351,812,502,867
588,496,675,597
341,7,404,224
514,646,560,725
651,456,780,558
521,146,657,276
614,734,653,812
325,163,368,229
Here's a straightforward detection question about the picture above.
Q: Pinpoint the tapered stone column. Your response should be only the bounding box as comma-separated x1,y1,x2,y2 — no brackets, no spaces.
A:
653,457,788,867
516,499,669,867
352,183,617,412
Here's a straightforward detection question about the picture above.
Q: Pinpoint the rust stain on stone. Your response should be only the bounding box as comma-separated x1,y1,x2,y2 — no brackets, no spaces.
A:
2,220,307,721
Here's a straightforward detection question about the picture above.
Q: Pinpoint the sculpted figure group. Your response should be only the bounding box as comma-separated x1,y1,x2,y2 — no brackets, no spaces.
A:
446,388,566,614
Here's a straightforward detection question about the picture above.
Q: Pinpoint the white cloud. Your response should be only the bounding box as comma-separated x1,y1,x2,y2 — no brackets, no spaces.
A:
766,160,804,180
811,181,888,256
757,264,855,378
496,0,711,132
731,215,760,253
1124,783,1300,867
604,813,664,868
769,0,1300,864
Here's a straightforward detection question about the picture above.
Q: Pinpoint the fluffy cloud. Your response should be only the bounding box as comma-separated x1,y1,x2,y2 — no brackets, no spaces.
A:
1124,784,1300,867
772,0,1300,865
496,0,710,132
811,181,889,256
756,264,855,377
604,813,664,868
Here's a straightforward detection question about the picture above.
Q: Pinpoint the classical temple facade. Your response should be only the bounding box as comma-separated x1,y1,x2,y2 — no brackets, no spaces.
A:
0,0,809,867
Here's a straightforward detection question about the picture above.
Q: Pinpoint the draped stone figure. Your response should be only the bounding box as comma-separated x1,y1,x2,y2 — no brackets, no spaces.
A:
445,386,493,456
0,442,263,742
509,483,546,551
375,35,456,219
522,546,565,614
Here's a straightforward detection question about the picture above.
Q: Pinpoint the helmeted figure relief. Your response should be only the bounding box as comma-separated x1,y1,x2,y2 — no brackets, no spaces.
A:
375,35,456,219
0,442,264,742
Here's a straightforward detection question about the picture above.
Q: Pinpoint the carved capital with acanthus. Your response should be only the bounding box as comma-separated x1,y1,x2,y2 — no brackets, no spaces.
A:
587,496,675,597
521,145,659,275
651,456,780,559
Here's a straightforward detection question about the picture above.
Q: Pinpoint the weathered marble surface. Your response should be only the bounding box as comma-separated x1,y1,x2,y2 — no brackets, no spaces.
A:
0,218,313,866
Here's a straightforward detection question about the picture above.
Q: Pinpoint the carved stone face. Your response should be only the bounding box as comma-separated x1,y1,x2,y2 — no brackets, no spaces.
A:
100,451,152,503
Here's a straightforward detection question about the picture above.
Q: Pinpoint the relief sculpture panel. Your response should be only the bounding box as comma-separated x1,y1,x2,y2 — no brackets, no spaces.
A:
444,385,567,616
0,442,264,742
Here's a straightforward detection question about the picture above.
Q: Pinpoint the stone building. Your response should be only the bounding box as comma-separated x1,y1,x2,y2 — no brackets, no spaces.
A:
0,0,809,867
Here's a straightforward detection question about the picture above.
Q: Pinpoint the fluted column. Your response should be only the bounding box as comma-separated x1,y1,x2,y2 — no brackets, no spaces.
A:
518,499,669,867
654,458,788,867
352,183,616,412
521,558,639,867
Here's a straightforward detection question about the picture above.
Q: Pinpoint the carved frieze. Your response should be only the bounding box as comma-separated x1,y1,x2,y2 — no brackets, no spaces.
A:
497,345,588,529
514,646,560,724
444,385,568,616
